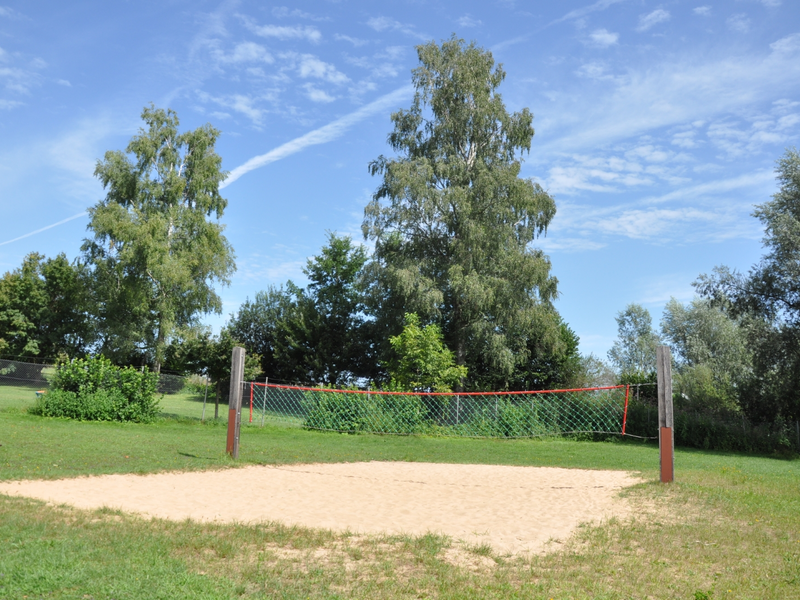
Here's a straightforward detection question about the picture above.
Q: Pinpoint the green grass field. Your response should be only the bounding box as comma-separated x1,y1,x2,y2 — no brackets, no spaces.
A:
1,383,799,599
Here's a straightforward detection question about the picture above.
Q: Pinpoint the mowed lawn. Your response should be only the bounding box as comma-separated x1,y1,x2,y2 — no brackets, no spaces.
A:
1,385,799,599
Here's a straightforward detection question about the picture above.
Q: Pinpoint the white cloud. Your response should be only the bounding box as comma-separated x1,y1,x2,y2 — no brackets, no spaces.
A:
536,237,606,252
56,79,71,87
303,84,336,103
271,7,328,21
636,9,670,32
757,0,781,6
457,14,482,28
770,33,800,55
727,14,751,34
550,0,627,26
335,34,369,47
222,85,414,188
0,6,23,19
283,53,350,84
199,92,268,126
693,6,711,16
366,16,427,40
218,42,274,64
0,98,22,109
587,28,619,47
534,38,800,156
0,211,87,247
245,21,322,44
575,61,618,81
671,130,701,149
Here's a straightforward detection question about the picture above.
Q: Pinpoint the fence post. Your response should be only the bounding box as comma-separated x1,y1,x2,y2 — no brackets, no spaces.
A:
657,346,674,483
261,377,268,427
226,346,245,459
201,376,208,422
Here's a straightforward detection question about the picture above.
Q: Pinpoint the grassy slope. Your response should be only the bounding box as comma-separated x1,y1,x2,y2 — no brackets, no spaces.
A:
1,390,799,598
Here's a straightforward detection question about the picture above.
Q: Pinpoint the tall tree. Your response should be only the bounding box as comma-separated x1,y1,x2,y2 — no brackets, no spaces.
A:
607,303,660,378
0,252,94,358
83,105,235,372
660,297,751,414
226,285,295,381
695,148,800,421
363,36,561,390
275,233,372,385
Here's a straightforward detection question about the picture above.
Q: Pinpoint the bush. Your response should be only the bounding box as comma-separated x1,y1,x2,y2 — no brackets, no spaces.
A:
303,391,431,434
303,391,372,432
31,356,160,423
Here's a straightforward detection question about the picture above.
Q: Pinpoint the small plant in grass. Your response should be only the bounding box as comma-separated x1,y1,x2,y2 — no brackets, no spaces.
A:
30,355,160,422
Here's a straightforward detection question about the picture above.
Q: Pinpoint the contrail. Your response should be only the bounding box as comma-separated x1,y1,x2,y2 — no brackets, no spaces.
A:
0,211,87,247
221,85,414,189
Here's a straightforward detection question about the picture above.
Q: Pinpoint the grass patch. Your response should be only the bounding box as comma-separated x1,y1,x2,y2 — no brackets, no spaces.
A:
1,390,799,598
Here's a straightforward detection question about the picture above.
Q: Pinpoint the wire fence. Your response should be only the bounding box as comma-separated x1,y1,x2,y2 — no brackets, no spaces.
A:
0,357,188,395
242,382,631,439
0,358,54,387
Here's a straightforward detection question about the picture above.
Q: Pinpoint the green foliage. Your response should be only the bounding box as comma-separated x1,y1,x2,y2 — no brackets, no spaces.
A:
696,148,800,422
276,233,372,385
661,296,750,414
363,36,562,390
31,355,160,422
576,353,617,388
226,285,295,381
83,105,235,371
608,303,660,378
0,252,94,358
386,313,467,392
165,328,261,405
623,397,797,454
228,234,372,385
303,391,372,432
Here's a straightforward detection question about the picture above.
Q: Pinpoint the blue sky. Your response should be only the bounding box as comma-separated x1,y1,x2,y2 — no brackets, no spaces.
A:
1,0,798,360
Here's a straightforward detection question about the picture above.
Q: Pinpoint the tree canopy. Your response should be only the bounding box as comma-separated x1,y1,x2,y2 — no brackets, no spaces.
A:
83,105,235,371
363,36,562,390
607,303,660,378
0,252,93,358
696,147,800,421
386,312,467,392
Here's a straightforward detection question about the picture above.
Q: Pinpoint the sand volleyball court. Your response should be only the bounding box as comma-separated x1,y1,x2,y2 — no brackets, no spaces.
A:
0,462,640,554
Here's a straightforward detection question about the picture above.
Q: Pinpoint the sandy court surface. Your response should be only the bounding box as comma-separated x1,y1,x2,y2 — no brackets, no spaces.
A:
0,462,640,554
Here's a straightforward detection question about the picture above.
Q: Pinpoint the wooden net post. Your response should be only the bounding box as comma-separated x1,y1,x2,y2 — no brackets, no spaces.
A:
226,346,245,459
657,345,674,483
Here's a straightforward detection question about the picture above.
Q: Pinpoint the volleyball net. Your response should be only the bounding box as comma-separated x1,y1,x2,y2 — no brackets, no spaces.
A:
243,382,631,439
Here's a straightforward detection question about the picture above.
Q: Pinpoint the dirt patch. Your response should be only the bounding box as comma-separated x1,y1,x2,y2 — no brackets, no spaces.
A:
0,461,640,555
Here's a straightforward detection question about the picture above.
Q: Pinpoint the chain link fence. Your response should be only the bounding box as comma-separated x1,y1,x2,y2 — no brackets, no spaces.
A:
0,358,54,388
0,357,187,396
242,382,630,438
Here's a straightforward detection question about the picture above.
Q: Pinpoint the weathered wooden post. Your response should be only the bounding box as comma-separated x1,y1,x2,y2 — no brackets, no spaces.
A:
657,345,674,483
226,346,245,459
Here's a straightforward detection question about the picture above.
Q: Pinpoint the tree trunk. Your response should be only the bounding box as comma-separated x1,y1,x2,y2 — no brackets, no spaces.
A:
153,319,164,374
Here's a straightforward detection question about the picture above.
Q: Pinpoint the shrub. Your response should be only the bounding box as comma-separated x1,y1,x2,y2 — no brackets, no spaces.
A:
31,356,160,423
303,391,372,432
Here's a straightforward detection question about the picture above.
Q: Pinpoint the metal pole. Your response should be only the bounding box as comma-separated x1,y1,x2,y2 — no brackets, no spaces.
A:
226,347,245,459
261,377,268,427
201,376,208,422
657,346,674,483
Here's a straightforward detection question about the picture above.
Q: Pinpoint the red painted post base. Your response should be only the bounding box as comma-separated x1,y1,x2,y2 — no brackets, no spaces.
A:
226,408,238,456
660,426,674,483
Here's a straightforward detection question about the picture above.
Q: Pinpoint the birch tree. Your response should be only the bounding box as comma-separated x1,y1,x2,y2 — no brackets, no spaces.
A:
83,105,235,371
363,36,561,390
